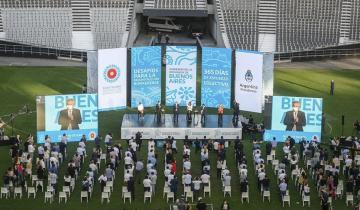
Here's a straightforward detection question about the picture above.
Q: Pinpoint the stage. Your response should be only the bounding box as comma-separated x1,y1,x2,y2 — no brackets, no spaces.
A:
121,114,243,139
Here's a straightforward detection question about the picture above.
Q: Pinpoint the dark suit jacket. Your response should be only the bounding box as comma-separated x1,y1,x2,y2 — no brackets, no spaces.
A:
283,110,306,131
58,108,82,130
201,106,206,115
233,103,240,114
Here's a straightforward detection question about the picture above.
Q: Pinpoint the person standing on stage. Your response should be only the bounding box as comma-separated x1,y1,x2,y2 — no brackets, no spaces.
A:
173,101,180,123
137,102,144,120
200,104,207,124
218,104,224,126
186,101,193,123
232,100,240,126
156,101,162,124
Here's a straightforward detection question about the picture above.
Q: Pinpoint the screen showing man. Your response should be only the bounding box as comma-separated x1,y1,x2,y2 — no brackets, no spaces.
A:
264,96,323,142
37,94,98,143
283,101,306,131
58,98,82,130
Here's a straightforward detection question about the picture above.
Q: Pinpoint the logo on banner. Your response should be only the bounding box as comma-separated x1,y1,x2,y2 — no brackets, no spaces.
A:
245,70,253,82
103,65,120,83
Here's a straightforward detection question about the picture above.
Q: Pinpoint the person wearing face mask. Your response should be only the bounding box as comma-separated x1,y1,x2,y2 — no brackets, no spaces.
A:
58,98,82,130
283,101,306,131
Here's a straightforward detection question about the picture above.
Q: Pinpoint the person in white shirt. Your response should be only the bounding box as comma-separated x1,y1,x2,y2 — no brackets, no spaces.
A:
183,159,191,172
61,134,68,145
131,141,138,152
49,172,58,192
167,173,175,186
28,143,35,159
104,133,112,145
283,145,290,154
201,173,210,186
164,166,171,180
149,172,157,193
148,139,155,150
124,170,133,182
98,173,107,192
258,169,266,189
143,176,152,192
89,161,98,172
79,141,86,149
124,154,133,168
223,174,231,186
137,102,144,120
184,173,192,186
213,141,219,151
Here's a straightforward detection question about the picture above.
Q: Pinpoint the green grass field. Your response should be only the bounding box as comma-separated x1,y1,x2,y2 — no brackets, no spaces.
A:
0,65,359,210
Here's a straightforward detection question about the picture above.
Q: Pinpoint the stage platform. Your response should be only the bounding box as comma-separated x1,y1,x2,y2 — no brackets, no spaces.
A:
121,114,242,139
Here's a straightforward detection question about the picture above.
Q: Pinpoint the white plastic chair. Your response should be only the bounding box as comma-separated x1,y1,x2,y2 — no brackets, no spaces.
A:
144,191,152,203
59,191,67,203
101,192,110,203
80,191,88,203
263,190,270,202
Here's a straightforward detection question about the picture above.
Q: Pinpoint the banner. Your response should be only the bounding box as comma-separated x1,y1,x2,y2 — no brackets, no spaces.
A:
166,46,197,106
201,47,232,108
98,48,127,111
131,46,162,108
264,96,323,142
87,51,98,93
235,50,263,113
36,94,98,143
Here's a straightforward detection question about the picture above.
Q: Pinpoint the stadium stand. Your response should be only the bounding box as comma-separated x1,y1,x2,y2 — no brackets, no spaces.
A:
0,0,360,52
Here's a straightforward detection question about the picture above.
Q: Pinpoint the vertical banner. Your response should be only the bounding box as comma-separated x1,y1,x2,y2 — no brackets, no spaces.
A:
166,46,197,106
36,94,98,143
201,47,232,108
98,48,127,111
87,51,98,93
131,46,162,108
235,50,264,113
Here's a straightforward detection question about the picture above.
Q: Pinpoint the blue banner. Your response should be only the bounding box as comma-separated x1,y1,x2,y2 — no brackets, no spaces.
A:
36,94,98,143
201,47,232,108
131,46,162,108
166,46,197,106
264,96,323,142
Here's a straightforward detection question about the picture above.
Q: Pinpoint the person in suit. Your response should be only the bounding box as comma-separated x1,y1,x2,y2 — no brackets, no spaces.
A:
200,104,207,124
137,102,144,121
58,98,82,130
173,101,180,123
156,101,162,124
186,101,193,123
283,101,306,131
232,100,240,126
218,104,224,126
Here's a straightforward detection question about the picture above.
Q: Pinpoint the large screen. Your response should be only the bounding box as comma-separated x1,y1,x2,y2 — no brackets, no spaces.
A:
264,96,323,142
36,94,98,143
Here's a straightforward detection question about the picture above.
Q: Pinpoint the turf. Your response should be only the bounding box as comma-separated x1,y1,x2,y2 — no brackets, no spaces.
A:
0,65,359,210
